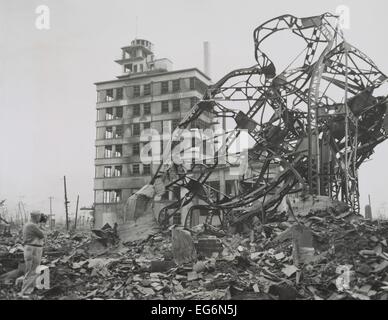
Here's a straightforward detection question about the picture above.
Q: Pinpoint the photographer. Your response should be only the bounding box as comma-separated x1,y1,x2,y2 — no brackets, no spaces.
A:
19,212,47,296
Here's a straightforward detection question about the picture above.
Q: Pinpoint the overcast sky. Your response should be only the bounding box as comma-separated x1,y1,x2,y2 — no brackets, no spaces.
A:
1,0,388,220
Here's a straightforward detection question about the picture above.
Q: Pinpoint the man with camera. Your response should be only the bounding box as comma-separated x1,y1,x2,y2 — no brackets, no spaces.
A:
19,211,48,296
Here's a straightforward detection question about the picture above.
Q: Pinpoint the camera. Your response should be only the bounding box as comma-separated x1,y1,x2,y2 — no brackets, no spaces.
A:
39,214,48,224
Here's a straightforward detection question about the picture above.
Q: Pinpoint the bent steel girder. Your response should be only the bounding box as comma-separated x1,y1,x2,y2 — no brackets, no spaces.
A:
153,13,388,228
309,39,388,211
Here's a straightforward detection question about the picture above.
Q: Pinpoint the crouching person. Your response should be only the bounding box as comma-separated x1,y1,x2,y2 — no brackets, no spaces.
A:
20,212,46,296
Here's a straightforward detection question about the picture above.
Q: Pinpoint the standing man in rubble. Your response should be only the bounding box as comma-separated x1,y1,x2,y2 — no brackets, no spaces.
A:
19,211,46,296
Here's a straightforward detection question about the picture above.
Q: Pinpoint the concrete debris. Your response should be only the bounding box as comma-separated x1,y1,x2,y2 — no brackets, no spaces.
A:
171,228,197,265
123,184,155,222
117,215,159,243
289,195,349,218
119,185,160,243
281,265,299,278
2,200,388,300
195,236,223,258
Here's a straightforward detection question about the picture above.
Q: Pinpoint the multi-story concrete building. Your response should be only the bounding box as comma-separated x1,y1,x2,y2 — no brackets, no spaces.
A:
94,39,211,228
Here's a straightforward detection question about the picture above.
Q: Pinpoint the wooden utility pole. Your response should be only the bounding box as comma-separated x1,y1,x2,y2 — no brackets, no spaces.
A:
49,196,54,230
63,176,69,231
74,195,79,230
20,202,27,223
368,194,373,219
18,203,24,226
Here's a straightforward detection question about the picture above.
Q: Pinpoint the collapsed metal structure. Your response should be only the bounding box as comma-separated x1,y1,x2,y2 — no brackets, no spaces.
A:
152,13,388,228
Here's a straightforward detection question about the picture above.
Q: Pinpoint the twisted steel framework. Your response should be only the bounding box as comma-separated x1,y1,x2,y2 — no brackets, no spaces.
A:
152,13,388,228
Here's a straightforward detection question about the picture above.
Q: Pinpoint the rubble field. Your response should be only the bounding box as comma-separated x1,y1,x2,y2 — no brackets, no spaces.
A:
1,198,388,300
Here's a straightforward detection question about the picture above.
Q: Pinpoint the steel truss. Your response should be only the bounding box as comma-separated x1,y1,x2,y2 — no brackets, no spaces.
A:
152,13,388,228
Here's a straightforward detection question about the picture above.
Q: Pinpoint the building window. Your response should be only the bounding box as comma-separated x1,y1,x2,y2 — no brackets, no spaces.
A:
172,99,180,112
115,126,123,138
195,79,207,94
133,123,140,136
106,108,114,120
161,120,167,134
189,78,195,90
133,164,140,174
144,103,151,115
161,81,169,94
103,190,121,203
106,89,114,102
143,164,151,175
172,79,180,92
104,166,112,177
124,64,132,73
133,104,140,117
104,145,113,158
190,97,199,107
116,88,123,100
115,107,123,119
133,143,140,155
114,166,122,177
161,101,169,113
133,85,140,97
143,122,151,130
97,109,102,121
105,127,113,139
144,84,151,96
115,145,122,157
